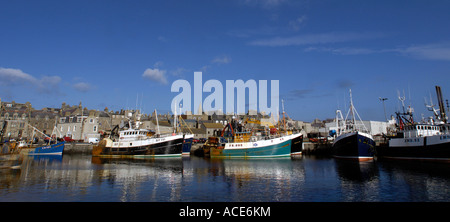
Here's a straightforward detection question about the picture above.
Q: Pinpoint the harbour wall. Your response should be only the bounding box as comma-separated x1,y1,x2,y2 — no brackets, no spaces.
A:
302,142,333,156
63,143,93,154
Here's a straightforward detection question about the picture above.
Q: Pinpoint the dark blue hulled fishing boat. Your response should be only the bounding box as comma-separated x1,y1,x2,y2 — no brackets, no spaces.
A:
182,134,194,155
332,89,375,161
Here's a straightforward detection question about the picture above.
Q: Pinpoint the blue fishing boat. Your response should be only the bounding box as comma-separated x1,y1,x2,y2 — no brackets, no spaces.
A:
28,141,65,155
333,131,375,161
332,90,375,161
182,134,194,155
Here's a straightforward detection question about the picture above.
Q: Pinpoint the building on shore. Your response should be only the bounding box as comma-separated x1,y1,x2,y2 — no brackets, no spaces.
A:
0,100,34,139
56,115,100,142
202,122,224,137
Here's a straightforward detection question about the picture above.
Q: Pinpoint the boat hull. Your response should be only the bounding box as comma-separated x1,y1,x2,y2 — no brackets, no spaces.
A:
210,137,292,158
27,142,65,155
290,133,303,155
94,137,184,158
377,135,450,162
332,132,375,161
182,136,194,155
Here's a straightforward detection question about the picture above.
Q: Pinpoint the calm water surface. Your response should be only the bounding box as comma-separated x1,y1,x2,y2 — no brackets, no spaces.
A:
1,154,449,202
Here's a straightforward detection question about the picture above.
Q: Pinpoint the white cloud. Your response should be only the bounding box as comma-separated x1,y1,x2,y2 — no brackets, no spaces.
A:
212,55,232,64
303,42,450,61
249,32,386,47
0,67,62,94
35,75,62,93
304,47,386,55
399,43,450,61
40,75,61,85
0,67,36,83
73,82,92,92
142,68,168,84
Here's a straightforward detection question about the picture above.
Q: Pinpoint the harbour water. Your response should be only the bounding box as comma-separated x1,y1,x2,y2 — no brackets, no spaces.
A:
1,154,450,202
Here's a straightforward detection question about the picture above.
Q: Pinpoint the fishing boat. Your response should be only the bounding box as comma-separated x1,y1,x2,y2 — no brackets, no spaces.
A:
173,103,194,156
332,89,375,161
22,124,66,155
93,130,185,158
208,99,302,158
280,99,303,155
208,117,302,158
378,124,450,162
377,86,450,162
182,134,194,155
93,109,187,158
290,132,303,155
210,132,300,158
27,141,65,155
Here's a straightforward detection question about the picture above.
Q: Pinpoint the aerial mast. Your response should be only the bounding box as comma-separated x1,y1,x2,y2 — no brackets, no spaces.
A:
436,86,447,123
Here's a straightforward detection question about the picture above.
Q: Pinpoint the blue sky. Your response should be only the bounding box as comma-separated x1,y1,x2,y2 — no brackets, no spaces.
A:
1,0,450,122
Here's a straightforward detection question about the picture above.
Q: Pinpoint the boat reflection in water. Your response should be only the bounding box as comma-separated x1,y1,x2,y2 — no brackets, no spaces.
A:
2,154,450,202
91,156,307,201
91,156,184,201
31,154,63,163
181,156,306,201
335,159,380,201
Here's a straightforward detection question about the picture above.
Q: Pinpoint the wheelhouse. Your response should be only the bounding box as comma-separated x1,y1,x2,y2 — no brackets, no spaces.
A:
119,129,154,141
403,124,449,138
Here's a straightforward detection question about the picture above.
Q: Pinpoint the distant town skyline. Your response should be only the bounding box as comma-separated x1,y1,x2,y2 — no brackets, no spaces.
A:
1,0,450,122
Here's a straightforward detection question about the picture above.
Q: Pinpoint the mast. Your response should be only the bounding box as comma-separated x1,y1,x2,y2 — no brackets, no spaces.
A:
26,123,54,144
344,89,369,134
349,89,356,126
155,109,160,135
335,109,345,136
173,99,178,133
436,86,447,123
